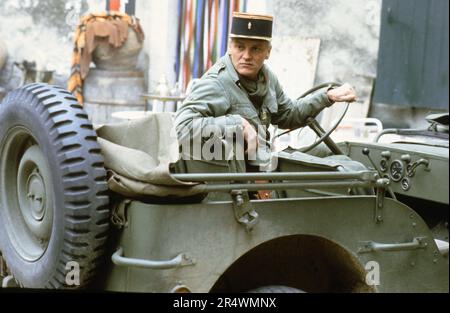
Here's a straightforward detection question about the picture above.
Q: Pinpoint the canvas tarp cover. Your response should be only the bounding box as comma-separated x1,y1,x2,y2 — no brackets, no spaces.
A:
95,113,205,198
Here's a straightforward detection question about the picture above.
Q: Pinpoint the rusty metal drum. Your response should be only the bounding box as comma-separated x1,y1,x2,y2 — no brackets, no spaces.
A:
83,69,146,125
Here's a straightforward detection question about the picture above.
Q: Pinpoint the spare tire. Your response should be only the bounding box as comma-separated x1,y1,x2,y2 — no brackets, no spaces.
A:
0,83,109,288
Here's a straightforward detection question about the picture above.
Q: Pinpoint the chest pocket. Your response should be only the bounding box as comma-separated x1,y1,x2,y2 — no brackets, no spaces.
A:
231,103,259,122
259,91,277,127
263,89,278,114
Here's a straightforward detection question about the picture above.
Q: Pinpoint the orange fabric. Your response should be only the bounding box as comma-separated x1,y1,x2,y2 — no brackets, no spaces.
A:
255,180,272,199
109,0,121,11
68,12,144,105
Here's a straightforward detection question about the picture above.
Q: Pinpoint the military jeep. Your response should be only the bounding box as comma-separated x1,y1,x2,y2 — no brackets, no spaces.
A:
0,83,448,292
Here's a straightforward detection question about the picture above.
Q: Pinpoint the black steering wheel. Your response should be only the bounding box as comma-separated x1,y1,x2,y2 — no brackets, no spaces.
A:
275,82,349,155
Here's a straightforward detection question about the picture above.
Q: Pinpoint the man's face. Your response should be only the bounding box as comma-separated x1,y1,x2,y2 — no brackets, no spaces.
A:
229,38,271,80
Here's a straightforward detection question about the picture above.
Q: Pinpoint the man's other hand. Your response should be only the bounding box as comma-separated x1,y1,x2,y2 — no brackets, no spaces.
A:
242,118,258,156
327,83,358,103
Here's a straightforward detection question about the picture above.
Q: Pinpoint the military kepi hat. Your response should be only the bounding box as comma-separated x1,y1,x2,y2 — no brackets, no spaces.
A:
230,12,273,41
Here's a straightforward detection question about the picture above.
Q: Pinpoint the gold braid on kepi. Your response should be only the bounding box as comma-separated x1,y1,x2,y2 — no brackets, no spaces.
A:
67,12,144,105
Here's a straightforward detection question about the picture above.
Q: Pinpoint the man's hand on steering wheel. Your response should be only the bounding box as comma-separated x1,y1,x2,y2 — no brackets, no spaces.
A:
284,82,358,154
326,83,358,103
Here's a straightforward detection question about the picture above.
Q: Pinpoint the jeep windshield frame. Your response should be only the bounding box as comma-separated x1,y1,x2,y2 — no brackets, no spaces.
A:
375,128,449,148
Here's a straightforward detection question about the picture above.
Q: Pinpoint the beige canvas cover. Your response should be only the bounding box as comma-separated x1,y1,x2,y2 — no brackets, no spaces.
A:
95,113,205,198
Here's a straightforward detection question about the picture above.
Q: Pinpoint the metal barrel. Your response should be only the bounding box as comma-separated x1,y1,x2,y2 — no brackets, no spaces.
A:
83,69,146,125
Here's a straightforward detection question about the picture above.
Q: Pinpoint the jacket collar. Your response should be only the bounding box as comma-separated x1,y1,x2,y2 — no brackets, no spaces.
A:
223,54,240,83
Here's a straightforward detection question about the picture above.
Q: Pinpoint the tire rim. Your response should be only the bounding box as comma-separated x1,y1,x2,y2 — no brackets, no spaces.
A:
0,127,54,261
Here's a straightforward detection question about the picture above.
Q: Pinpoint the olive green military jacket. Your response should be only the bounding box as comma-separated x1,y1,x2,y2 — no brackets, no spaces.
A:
174,54,333,154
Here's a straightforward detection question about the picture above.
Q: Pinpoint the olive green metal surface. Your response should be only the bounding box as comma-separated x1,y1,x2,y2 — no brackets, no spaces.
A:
103,196,448,293
343,142,449,204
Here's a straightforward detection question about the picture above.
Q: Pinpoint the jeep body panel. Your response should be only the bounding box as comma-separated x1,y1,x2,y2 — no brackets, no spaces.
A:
103,196,448,293
341,141,449,204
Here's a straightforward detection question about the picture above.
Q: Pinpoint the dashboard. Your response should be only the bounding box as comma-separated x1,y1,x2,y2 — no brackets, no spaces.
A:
342,142,449,205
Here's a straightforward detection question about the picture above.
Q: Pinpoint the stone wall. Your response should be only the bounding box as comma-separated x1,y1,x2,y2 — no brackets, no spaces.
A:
0,0,86,74
0,0,87,90
272,0,381,89
268,0,441,128
1,0,439,128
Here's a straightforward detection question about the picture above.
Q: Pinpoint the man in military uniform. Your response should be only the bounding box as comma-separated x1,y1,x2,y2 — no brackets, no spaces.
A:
175,12,357,173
